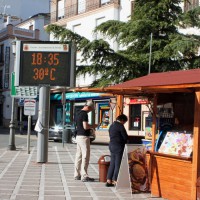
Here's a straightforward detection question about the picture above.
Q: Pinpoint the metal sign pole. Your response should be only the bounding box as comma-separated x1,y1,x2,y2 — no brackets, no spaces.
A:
62,91,66,147
19,106,23,134
27,115,31,154
23,98,36,154
37,86,50,163
8,97,16,150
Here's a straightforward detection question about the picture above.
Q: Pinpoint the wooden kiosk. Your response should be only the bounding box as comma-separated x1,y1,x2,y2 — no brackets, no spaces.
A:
76,69,200,200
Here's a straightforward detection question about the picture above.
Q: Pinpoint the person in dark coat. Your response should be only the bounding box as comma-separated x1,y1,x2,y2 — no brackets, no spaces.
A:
105,114,128,187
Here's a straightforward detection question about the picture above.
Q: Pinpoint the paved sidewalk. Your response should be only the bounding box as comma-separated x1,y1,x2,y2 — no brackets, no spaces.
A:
0,129,166,200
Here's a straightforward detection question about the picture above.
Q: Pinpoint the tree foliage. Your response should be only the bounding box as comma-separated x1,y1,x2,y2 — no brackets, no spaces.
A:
46,0,200,87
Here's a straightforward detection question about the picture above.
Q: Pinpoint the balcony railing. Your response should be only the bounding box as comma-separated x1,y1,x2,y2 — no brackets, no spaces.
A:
0,24,40,40
51,0,120,23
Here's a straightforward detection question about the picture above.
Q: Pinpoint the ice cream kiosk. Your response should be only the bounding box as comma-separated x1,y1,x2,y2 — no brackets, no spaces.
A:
84,69,200,200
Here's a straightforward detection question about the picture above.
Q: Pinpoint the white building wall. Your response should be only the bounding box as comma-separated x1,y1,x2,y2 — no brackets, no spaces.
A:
55,1,132,87
16,20,35,30
16,15,50,41
119,0,132,21
66,6,122,49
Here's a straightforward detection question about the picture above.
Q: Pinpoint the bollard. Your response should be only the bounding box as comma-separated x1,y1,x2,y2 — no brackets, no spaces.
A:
98,155,111,182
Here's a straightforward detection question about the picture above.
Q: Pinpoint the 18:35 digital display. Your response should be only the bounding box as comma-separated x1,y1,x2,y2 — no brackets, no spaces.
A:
19,42,71,87
31,53,59,81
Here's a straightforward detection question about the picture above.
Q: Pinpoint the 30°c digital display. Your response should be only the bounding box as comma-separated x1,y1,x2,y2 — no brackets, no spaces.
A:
19,41,72,86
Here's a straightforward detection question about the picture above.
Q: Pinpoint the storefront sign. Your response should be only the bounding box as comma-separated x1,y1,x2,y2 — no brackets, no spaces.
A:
4,47,10,89
51,92,104,100
125,98,149,105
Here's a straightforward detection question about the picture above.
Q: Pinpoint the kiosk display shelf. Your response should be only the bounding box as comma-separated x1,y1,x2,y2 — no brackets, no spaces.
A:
158,131,193,157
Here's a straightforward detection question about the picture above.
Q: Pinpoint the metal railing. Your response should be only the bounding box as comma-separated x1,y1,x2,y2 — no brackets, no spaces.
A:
0,24,39,40
51,0,120,23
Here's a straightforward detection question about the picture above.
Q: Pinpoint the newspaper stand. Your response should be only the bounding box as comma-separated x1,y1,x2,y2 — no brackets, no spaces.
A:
74,69,200,199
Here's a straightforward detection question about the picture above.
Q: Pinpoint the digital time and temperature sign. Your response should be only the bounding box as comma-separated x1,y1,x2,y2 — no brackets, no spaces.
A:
16,41,74,87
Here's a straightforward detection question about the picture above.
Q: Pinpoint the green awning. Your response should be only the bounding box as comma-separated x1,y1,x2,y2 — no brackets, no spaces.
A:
51,92,105,101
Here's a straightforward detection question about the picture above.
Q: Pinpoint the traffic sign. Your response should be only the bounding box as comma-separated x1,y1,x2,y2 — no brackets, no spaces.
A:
18,98,24,106
24,99,36,116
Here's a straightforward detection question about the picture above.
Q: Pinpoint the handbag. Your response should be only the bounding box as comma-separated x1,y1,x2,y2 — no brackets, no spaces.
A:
72,129,77,138
72,122,77,138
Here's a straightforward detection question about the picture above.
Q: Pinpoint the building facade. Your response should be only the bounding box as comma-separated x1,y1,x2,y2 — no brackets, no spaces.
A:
0,0,198,134
49,0,134,135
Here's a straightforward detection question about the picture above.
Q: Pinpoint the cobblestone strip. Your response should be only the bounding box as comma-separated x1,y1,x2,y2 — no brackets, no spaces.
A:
65,145,98,199
95,148,125,200
84,182,98,200
0,151,21,179
10,147,35,200
55,146,71,200
90,152,101,174
64,145,75,163
0,150,7,159
38,164,45,200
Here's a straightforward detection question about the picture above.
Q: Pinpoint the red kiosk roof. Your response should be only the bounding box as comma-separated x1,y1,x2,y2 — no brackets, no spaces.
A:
102,69,200,94
108,69,200,89
73,69,200,95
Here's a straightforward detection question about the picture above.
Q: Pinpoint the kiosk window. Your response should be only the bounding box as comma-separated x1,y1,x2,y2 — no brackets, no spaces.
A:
130,104,141,130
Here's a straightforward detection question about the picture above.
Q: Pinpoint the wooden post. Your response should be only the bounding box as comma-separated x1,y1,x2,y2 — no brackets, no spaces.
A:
191,90,200,199
116,95,123,117
151,94,157,152
149,94,158,195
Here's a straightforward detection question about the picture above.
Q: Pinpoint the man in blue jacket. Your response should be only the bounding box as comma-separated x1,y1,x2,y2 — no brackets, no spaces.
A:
105,114,128,187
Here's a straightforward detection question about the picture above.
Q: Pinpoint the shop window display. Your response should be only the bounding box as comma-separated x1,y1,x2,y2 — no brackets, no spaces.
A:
99,109,110,129
155,93,194,157
158,131,193,157
129,104,141,130
98,103,110,129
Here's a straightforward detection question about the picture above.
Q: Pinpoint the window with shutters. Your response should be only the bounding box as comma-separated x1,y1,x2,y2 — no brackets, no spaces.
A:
78,0,86,14
57,0,65,19
101,0,110,5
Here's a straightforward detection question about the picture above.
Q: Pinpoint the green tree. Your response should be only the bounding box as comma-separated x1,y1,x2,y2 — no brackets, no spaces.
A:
46,0,200,87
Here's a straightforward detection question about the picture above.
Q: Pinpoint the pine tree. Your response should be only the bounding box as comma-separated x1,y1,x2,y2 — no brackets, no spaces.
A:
46,0,200,87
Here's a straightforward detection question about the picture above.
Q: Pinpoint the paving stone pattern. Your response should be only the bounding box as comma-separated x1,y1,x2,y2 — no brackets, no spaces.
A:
0,136,167,200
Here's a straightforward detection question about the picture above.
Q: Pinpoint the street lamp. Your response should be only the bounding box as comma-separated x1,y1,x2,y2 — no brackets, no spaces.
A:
61,91,67,146
148,33,153,74
8,39,17,150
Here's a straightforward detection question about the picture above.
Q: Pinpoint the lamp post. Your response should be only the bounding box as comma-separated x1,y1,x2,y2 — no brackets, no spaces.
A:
148,33,153,74
8,39,17,150
61,91,66,147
